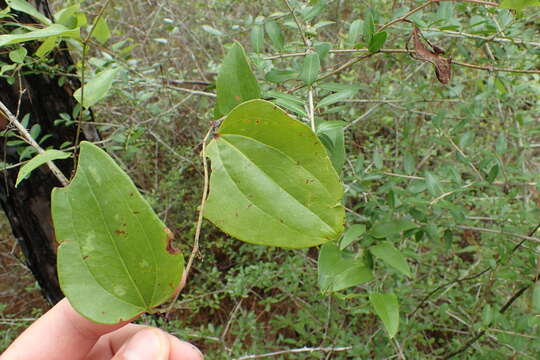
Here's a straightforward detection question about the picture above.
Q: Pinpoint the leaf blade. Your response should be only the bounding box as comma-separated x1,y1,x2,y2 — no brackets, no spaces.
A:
16,149,70,187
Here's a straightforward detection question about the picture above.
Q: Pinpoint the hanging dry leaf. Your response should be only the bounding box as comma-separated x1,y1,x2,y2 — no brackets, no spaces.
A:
411,27,452,84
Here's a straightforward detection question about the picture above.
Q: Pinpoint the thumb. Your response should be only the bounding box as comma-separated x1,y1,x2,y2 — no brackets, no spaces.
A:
112,328,170,360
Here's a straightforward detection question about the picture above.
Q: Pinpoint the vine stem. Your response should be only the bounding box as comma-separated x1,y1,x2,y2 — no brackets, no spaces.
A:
165,126,212,315
308,88,315,131
0,100,69,187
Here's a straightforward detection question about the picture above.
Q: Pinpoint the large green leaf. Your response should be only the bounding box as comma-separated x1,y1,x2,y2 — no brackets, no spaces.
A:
264,20,284,50
204,99,344,248
74,68,120,108
215,42,261,118
318,243,372,292
369,241,412,277
500,0,540,10
52,141,184,324
0,24,80,48
369,292,400,338
6,0,51,25
16,149,70,187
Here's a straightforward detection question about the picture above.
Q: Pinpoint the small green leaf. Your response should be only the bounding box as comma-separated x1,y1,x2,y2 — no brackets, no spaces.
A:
215,42,261,118
201,25,223,36
425,171,442,196
16,149,70,187
369,219,417,239
317,121,345,173
532,283,540,313
250,24,264,53
317,87,360,108
35,36,57,58
54,4,81,28
314,42,332,61
318,243,373,292
500,0,540,10
52,141,184,324
370,292,399,338
482,304,492,326
9,47,27,63
340,224,366,249
486,164,499,184
204,100,344,248
92,17,111,44
300,52,321,86
404,153,415,175
74,68,120,108
368,31,387,53
363,11,374,44
6,0,51,25
265,20,284,50
369,242,412,277
0,24,80,48
495,133,507,155
347,19,363,46
265,69,298,83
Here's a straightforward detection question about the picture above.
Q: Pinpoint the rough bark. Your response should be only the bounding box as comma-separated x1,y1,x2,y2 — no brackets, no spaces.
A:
0,0,97,304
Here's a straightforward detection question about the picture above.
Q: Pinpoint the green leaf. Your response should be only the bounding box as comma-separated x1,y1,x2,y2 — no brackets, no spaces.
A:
52,141,184,324
204,100,344,248
314,42,332,61
265,20,284,50
74,68,120,108
425,171,443,196
404,152,415,175
363,11,375,44
369,292,399,338
486,164,499,184
201,25,223,36
215,42,261,118
318,243,373,292
317,121,345,173
368,31,387,53
9,47,27,63
35,36,57,58
340,224,366,249
92,17,111,44
500,0,540,10
6,0,51,25
347,19,363,46
16,149,70,187
265,69,298,83
0,24,80,48
495,133,507,155
532,283,540,313
369,242,412,277
300,52,321,86
54,4,81,28
369,219,417,239
317,87,360,108
250,24,264,53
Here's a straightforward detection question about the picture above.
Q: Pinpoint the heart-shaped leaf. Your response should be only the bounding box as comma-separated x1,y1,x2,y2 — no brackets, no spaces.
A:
204,99,344,248
318,243,373,292
215,42,261,118
52,141,184,324
370,292,400,338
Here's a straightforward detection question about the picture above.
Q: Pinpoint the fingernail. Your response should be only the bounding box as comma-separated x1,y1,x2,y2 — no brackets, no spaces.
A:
120,328,167,360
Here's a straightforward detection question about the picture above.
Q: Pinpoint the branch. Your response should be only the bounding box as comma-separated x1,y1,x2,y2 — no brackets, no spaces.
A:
232,346,353,360
379,0,500,32
424,28,540,48
456,225,540,244
283,0,309,47
0,100,69,187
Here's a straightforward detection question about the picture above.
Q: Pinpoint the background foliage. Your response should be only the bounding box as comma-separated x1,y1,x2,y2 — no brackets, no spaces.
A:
1,0,539,358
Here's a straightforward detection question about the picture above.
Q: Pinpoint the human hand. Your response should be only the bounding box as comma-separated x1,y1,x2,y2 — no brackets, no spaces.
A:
1,298,203,360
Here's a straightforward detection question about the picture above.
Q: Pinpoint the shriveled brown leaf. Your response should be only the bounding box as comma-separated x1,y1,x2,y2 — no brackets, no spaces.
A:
411,26,452,84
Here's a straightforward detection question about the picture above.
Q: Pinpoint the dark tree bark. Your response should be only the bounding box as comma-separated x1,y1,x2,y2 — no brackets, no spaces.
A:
0,0,97,304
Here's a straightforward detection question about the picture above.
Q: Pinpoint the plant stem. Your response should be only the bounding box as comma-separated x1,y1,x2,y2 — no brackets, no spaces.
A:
0,100,69,187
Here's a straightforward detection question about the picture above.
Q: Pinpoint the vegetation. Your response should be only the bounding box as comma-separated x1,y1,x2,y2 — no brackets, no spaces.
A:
1,0,539,358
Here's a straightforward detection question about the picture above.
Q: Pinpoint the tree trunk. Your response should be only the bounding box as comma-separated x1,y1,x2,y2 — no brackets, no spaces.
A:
0,0,97,304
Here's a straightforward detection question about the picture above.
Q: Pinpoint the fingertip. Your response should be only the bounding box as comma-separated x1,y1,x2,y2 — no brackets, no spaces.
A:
168,334,204,360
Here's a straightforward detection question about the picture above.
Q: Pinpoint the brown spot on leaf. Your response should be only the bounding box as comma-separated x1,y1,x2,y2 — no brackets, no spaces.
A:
235,95,241,101
164,227,179,254
115,229,127,235
410,26,452,84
